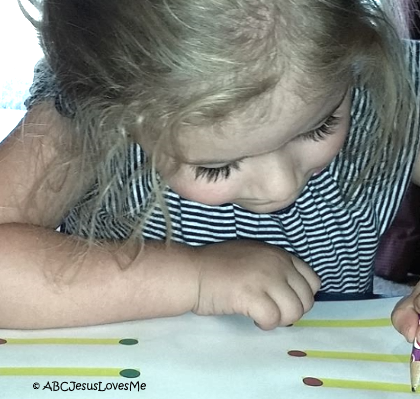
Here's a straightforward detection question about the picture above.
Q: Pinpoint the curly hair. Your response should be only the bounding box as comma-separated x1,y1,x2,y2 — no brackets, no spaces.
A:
20,0,418,246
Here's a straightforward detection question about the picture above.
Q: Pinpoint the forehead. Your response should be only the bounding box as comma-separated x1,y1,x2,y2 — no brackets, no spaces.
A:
172,82,348,164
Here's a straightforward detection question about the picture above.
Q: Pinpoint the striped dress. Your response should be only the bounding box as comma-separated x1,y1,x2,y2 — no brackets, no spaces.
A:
26,41,420,294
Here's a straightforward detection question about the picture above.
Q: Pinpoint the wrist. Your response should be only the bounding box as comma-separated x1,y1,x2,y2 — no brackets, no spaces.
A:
180,243,201,314
143,241,200,316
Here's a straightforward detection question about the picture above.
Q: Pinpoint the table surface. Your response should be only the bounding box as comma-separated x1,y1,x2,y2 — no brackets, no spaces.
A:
0,297,413,399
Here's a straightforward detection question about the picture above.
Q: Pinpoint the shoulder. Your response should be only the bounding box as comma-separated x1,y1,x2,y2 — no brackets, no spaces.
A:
413,148,420,186
25,59,76,118
406,40,420,186
402,40,420,98
0,102,86,228
402,39,420,59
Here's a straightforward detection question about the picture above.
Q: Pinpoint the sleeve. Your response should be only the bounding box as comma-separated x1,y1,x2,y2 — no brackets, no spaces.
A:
24,59,76,118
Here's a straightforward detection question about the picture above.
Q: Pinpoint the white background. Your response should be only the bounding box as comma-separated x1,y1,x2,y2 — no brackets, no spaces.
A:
0,0,42,141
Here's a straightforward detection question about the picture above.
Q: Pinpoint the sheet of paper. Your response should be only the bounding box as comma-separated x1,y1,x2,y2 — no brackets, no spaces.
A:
0,297,413,398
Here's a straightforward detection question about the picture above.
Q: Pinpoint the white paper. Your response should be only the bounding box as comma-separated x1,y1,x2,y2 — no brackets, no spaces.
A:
0,297,413,399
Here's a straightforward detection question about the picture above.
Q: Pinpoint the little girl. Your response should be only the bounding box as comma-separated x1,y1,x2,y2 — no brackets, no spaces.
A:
1,0,419,340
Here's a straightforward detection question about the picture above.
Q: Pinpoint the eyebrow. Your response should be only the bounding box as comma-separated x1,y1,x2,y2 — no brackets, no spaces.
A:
186,90,348,166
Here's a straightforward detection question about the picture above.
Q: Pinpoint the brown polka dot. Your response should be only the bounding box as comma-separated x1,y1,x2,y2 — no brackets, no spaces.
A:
0,339,7,345
303,377,323,387
287,350,307,357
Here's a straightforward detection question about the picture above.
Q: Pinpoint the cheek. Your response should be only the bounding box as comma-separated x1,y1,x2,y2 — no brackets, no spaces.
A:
328,128,348,157
167,175,238,206
299,126,348,171
318,122,350,162
332,121,350,153
317,103,351,163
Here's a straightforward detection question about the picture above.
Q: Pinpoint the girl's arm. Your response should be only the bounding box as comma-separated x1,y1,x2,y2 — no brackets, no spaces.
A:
0,103,198,329
0,224,198,329
0,103,319,329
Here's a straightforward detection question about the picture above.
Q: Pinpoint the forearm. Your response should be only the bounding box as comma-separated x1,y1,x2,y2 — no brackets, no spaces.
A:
0,223,198,329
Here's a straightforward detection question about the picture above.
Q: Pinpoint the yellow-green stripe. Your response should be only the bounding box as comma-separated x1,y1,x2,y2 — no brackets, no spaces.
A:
303,350,407,363
0,367,139,377
295,318,391,328
311,377,415,393
1,338,136,345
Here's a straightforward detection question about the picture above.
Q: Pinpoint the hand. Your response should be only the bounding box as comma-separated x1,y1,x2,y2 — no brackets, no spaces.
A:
191,240,321,330
391,283,420,342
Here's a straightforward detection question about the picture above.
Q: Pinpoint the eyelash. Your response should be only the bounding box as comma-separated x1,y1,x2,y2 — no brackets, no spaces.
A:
298,115,340,142
194,161,242,183
193,115,341,182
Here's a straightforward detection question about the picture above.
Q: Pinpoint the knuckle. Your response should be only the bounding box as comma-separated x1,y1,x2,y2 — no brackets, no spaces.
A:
249,299,281,330
313,277,322,292
278,302,304,327
302,296,315,313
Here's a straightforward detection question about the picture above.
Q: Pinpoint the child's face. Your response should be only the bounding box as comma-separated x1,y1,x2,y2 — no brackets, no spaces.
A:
158,86,351,214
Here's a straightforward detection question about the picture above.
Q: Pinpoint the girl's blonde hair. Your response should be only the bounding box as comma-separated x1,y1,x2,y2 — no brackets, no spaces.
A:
22,0,418,246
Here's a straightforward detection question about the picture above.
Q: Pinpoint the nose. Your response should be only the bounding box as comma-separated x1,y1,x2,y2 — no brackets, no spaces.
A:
245,152,301,204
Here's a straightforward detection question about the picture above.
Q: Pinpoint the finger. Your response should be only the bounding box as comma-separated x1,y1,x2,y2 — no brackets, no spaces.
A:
267,284,306,327
391,295,419,342
413,292,420,314
291,256,321,295
278,265,316,314
249,292,282,331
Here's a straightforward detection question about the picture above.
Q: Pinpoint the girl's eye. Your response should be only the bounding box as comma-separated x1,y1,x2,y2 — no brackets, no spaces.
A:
193,161,242,183
190,115,340,183
298,115,341,142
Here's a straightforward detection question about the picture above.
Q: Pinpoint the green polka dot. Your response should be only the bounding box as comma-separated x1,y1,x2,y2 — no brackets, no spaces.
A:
119,339,139,346
119,369,140,378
